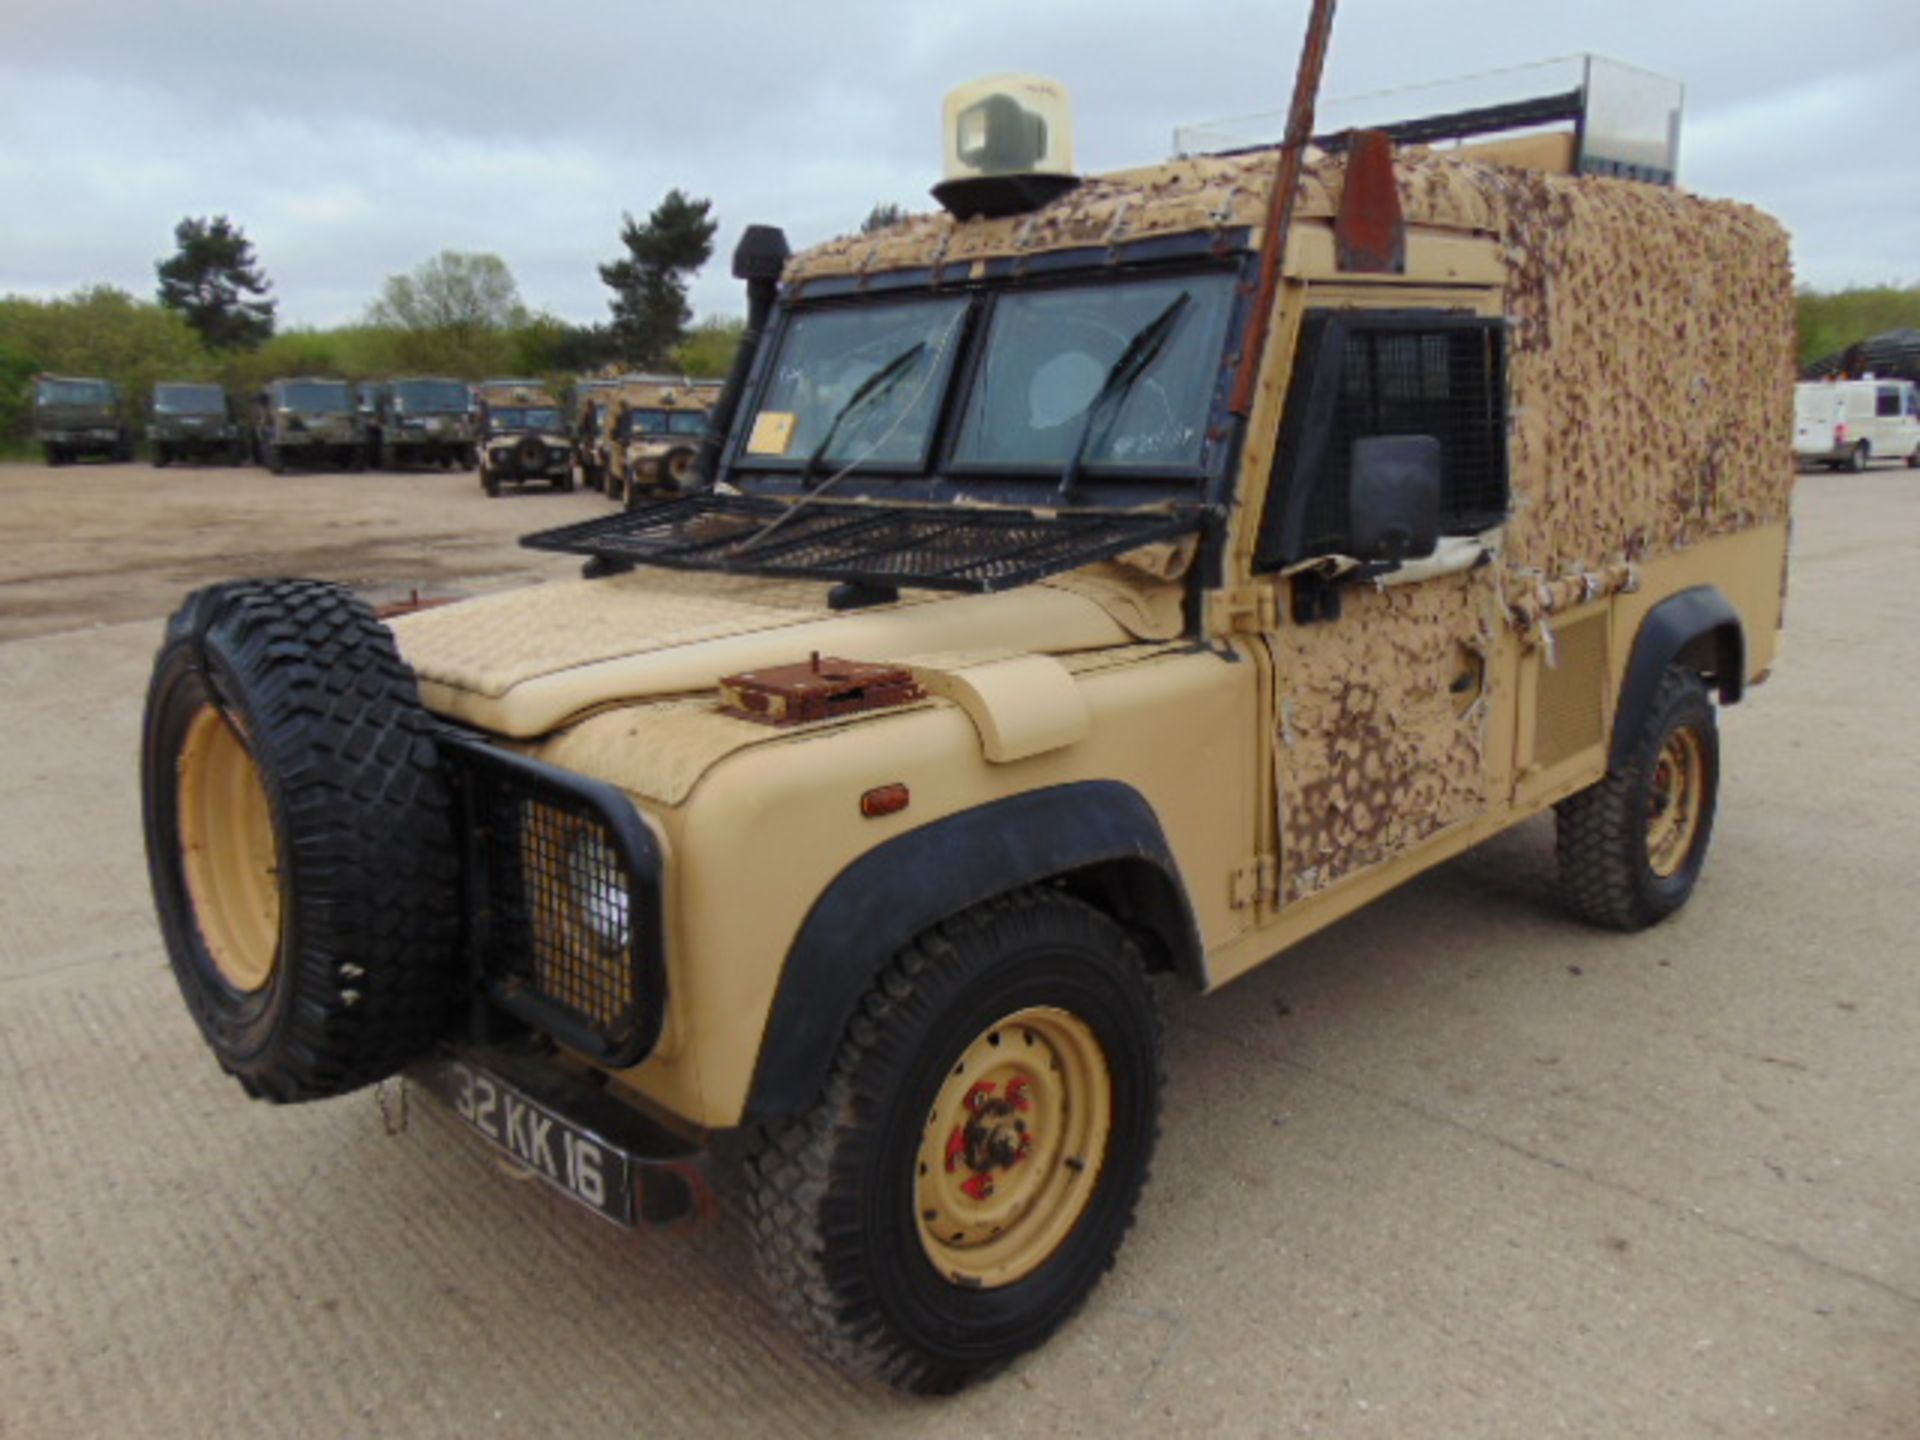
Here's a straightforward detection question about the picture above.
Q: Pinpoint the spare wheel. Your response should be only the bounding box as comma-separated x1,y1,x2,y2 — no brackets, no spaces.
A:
142,579,459,1101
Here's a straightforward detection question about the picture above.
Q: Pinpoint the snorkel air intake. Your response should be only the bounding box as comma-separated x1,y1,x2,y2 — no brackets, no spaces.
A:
694,224,790,487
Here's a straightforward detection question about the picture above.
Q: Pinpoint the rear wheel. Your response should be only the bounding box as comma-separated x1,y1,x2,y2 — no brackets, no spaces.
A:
1556,667,1719,931
743,889,1163,1393
1907,446,1919,470
1847,442,1869,473
141,579,458,1100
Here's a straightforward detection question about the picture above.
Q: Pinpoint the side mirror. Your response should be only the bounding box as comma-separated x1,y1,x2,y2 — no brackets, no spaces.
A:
1349,434,1441,564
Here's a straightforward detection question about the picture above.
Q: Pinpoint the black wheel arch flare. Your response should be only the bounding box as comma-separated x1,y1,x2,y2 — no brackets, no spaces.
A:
1610,585,1745,771
741,780,1201,1124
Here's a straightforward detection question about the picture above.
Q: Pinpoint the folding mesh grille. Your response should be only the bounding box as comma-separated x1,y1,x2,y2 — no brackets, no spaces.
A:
455,744,660,1066
1293,319,1508,558
521,494,1201,594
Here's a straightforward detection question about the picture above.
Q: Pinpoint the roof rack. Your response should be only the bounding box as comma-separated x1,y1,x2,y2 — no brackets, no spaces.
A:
1175,54,1683,186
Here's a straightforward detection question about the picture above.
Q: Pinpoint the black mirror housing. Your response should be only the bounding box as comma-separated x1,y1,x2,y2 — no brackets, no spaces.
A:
1349,434,1442,563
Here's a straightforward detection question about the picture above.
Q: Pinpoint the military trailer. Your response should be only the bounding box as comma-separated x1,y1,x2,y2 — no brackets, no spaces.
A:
149,382,244,467
364,377,477,470
252,378,367,473
601,376,723,507
141,49,1794,1394
32,375,131,464
474,383,573,496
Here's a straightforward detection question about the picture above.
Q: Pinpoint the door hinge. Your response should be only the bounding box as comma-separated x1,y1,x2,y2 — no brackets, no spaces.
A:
1230,853,1278,909
1211,583,1279,635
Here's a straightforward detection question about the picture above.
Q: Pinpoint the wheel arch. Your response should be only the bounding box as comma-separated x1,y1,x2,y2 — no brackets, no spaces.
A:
1611,585,1745,771
741,780,1201,1124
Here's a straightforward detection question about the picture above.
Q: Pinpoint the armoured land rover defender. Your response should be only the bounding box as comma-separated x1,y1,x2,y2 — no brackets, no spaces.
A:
571,377,625,491
33,374,132,464
601,376,723,507
365,376,478,470
253,377,367,473
149,382,244,467
475,383,574,496
141,51,1794,1394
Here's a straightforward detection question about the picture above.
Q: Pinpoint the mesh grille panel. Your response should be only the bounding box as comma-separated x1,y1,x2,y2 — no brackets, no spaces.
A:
454,742,662,1066
521,494,1202,594
1301,324,1506,553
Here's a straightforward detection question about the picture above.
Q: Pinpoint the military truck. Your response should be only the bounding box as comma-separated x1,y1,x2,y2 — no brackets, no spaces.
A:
364,377,477,470
252,378,367,473
32,375,132,464
474,383,573,496
149,382,244,467
601,376,723,506
140,53,1794,1393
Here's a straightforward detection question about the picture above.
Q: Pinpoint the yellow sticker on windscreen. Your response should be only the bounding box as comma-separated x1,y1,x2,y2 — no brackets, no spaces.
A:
747,411,797,455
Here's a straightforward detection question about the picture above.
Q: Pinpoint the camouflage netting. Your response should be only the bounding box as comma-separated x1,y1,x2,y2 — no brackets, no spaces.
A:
786,145,1797,626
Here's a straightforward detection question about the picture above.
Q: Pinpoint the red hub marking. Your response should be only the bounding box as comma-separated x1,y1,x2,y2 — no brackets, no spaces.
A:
960,1172,995,1201
964,1080,997,1112
944,1126,967,1173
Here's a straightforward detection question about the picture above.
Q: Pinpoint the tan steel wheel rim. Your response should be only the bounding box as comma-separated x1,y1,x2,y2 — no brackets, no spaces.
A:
177,705,282,993
914,1005,1112,1289
1646,726,1706,879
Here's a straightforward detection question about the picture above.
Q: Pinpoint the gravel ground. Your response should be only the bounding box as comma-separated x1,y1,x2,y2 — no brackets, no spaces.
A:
2,457,1916,1438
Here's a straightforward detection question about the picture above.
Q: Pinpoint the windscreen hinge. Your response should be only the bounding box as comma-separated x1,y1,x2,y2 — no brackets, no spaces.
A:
1211,583,1279,635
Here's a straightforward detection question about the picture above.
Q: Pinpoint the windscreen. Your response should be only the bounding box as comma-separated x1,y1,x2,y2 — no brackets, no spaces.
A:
951,272,1236,472
154,384,224,414
626,408,710,437
743,296,968,469
37,379,112,407
490,406,562,431
280,381,353,414
394,379,471,412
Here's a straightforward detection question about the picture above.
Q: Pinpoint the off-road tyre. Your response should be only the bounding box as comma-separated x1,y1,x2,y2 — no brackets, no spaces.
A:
1907,446,1919,470
1847,442,1869,473
742,888,1163,1394
1556,666,1719,932
267,444,286,475
154,444,172,468
481,465,501,498
141,579,459,1102
460,444,477,470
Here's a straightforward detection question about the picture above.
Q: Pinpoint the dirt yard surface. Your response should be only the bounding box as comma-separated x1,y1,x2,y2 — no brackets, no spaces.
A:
4,458,1917,1438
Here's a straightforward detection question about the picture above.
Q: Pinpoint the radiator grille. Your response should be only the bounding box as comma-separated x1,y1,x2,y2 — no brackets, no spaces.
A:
449,740,664,1067
1533,614,1609,767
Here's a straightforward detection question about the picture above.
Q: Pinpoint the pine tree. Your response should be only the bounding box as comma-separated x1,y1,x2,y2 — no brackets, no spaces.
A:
155,216,276,351
599,190,717,367
861,203,908,234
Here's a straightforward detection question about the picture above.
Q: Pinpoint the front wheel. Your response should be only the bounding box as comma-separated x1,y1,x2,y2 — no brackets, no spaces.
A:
480,466,500,498
1556,667,1719,931
743,889,1163,1393
1847,443,1869,473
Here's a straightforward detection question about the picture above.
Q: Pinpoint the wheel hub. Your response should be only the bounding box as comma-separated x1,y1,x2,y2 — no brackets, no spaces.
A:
1646,726,1705,879
176,704,282,993
914,1005,1111,1288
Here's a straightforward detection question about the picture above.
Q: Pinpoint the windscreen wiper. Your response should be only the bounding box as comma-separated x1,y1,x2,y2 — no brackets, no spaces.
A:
800,340,927,488
1056,291,1191,503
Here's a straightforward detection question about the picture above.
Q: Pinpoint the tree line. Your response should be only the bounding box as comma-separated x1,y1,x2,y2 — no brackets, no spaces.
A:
0,190,742,452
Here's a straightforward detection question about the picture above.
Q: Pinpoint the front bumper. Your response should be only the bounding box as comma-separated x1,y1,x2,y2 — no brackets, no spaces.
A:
410,1045,714,1227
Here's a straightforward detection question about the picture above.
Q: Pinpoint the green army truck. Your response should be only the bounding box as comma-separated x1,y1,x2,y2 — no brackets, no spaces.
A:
252,378,368,473
33,375,132,465
365,377,477,470
150,382,245,467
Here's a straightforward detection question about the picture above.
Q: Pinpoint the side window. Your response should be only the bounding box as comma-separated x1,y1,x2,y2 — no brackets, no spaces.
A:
1254,312,1508,571
1876,386,1901,418
1908,388,1920,419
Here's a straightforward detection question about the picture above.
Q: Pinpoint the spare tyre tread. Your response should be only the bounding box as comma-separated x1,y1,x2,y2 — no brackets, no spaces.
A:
144,578,459,1102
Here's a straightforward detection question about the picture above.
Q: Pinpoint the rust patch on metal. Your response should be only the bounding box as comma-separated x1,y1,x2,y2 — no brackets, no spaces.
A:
718,653,925,727
1333,129,1406,274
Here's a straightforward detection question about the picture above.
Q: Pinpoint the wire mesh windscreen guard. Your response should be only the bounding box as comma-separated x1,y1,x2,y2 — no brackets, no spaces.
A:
447,738,664,1068
521,494,1203,594
1257,314,1508,568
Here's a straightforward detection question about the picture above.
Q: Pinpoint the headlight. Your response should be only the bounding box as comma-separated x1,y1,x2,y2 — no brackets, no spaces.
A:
568,828,631,950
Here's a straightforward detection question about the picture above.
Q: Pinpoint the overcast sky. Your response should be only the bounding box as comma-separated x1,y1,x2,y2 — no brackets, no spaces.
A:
4,0,1916,330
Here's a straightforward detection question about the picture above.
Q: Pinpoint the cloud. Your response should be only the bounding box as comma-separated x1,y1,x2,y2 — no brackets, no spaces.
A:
4,0,1915,326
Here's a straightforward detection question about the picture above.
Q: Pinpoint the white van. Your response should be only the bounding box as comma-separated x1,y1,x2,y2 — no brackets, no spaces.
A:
1794,378,1920,470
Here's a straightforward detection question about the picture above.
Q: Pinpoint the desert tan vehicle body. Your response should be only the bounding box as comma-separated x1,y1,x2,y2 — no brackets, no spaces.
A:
142,64,1792,1395
599,377,723,505
474,383,574,496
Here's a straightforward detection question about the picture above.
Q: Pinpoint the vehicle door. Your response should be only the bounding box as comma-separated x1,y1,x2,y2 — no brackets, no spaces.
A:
1252,302,1512,908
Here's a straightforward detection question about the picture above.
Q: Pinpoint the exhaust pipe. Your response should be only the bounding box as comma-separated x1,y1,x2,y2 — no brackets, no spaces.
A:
694,224,790,487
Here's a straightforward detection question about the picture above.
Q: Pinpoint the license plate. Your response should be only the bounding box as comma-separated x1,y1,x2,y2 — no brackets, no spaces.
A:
418,1057,636,1225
